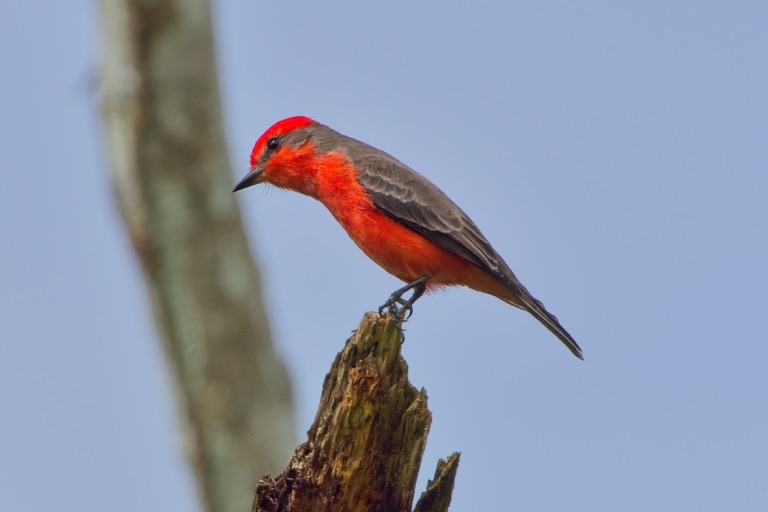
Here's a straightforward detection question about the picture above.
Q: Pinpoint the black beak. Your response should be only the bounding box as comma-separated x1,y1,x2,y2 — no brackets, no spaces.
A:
233,168,264,192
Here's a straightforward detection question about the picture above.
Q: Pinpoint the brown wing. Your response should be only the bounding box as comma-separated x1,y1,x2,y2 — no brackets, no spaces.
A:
349,147,512,283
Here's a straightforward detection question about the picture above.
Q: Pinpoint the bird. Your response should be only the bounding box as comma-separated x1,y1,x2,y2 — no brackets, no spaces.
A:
234,116,583,359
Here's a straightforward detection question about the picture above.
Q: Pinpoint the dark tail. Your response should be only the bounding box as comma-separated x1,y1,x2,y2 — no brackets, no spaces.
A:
503,292,583,360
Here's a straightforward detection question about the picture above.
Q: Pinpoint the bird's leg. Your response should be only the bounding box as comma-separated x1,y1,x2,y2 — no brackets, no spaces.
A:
378,275,430,321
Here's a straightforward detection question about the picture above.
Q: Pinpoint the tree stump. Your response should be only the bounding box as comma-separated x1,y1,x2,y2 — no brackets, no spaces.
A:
253,312,460,512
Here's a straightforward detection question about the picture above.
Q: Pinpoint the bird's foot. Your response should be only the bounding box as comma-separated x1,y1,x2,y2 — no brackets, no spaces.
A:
377,275,430,323
378,295,414,321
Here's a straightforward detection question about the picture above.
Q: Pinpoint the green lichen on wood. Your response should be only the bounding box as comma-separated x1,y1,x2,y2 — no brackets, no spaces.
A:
253,312,459,512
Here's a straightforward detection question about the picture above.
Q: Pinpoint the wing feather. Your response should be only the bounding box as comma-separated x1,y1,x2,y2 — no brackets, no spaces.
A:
349,148,508,279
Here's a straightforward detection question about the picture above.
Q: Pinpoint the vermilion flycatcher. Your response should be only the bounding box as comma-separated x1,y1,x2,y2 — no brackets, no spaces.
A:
234,117,583,359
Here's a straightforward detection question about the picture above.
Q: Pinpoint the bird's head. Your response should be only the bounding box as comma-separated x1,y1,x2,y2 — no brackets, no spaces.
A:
233,116,320,195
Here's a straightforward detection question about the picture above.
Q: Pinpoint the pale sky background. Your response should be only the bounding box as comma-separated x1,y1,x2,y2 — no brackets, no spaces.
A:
2,1,767,511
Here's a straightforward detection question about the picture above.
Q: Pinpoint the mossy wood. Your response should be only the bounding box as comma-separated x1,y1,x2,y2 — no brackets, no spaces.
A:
253,313,460,512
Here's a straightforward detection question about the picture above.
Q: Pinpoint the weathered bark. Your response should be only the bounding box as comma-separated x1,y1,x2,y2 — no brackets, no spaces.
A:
414,453,461,512
97,2,295,511
253,313,460,512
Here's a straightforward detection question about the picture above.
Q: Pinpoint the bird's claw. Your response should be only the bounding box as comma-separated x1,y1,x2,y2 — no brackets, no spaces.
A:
378,276,430,322
378,295,413,321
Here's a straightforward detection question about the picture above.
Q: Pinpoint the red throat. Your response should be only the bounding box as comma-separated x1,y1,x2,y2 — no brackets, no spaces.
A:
250,116,316,167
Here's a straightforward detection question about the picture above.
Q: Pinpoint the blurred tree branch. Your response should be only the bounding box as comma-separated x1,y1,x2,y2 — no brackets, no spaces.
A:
97,1,295,511
253,313,460,512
